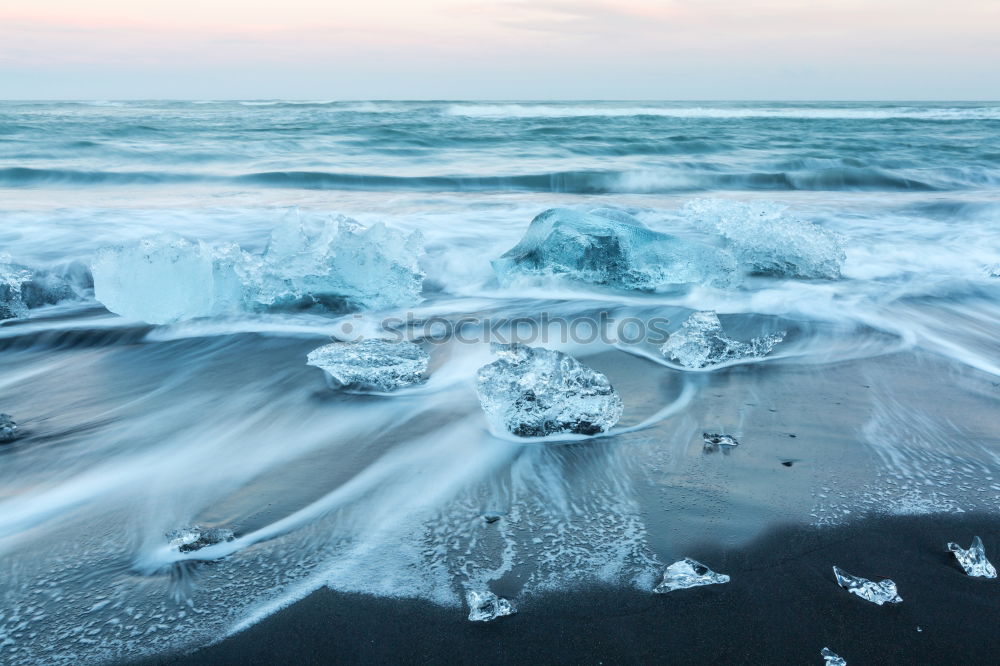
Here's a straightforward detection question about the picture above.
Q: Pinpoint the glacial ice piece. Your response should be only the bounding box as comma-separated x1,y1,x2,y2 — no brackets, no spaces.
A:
475,343,623,437
466,589,516,622
492,208,738,291
984,264,1000,278
240,216,425,312
662,311,785,369
685,199,846,279
166,525,236,553
91,215,425,324
0,414,19,443
654,557,730,593
92,235,243,324
0,255,33,320
703,433,739,450
306,339,429,391
832,566,902,605
947,536,997,578
821,647,847,666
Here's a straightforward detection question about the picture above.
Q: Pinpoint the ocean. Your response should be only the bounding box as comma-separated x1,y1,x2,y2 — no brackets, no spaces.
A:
2,100,1000,663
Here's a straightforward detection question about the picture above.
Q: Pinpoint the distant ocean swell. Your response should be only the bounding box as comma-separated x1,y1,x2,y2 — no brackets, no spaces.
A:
0,166,957,192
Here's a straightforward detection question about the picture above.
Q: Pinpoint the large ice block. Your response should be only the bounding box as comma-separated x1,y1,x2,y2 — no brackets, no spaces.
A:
475,343,623,437
493,207,738,291
685,199,845,279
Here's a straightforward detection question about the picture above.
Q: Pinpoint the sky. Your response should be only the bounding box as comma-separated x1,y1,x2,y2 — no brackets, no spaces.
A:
1,0,998,100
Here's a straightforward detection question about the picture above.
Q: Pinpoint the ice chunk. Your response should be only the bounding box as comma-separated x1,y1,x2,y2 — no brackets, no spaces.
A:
0,255,33,320
821,647,846,666
703,433,739,451
947,536,997,578
475,343,623,437
984,264,1000,278
241,216,424,312
493,208,738,291
92,216,425,324
654,557,730,593
166,525,235,553
832,566,902,605
92,235,242,325
662,311,785,369
306,339,429,392
466,589,516,622
685,199,846,279
0,414,19,443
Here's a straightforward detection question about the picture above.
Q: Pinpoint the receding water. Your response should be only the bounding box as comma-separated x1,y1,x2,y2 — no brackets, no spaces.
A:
2,101,1000,663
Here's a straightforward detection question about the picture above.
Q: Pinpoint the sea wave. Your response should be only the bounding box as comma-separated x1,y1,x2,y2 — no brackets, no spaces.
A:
446,104,1000,121
0,166,950,192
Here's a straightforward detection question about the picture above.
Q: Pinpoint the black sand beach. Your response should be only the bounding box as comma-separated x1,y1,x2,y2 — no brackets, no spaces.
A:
152,512,1000,664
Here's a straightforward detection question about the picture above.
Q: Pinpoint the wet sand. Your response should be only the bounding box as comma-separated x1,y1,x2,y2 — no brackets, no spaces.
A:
153,512,1000,664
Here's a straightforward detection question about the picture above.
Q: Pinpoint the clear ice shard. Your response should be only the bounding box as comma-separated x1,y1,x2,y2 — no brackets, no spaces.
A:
0,414,19,443
821,647,846,665
492,207,738,291
662,311,785,369
684,199,846,279
306,339,429,392
654,557,730,593
475,343,623,437
832,566,902,605
703,433,739,450
947,536,997,578
239,215,425,312
166,525,236,553
466,589,516,622
91,214,425,324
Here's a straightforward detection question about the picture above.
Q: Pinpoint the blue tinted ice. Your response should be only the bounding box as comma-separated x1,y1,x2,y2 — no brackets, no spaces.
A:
685,199,845,279
947,536,997,578
466,589,516,622
662,311,785,369
306,339,429,392
0,254,34,320
493,208,738,291
832,566,902,605
166,525,236,553
241,216,424,312
0,414,18,443
92,215,425,323
475,343,623,437
654,557,730,593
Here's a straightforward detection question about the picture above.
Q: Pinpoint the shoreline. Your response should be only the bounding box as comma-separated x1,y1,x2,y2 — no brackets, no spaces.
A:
148,511,1000,664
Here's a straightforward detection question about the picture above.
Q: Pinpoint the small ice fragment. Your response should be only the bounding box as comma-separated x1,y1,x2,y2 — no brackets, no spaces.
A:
662,311,785,369
306,339,429,392
832,566,902,605
703,433,739,450
466,589,516,622
475,343,623,437
821,647,846,665
0,414,19,443
983,264,1000,278
947,536,997,578
166,525,235,553
684,199,846,279
492,207,738,291
654,557,730,593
